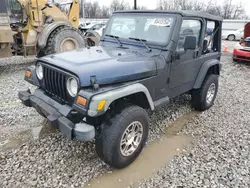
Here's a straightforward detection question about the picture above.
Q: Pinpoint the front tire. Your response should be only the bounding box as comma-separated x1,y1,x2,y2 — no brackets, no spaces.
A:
95,104,149,169
191,74,219,111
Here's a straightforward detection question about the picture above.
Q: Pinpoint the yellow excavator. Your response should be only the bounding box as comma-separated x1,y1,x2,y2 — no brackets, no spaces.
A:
0,0,85,58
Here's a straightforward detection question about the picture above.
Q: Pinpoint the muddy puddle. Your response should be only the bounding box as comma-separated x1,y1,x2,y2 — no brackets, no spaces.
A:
0,121,57,151
86,110,200,188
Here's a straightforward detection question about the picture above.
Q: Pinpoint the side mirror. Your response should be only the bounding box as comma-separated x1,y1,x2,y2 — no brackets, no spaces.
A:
183,36,197,51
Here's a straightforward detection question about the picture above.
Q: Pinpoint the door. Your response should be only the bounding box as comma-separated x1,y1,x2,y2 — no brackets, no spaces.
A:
169,19,203,90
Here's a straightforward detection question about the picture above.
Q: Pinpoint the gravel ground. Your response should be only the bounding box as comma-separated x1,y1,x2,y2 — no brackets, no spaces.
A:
0,57,192,187
1,48,250,187
0,57,43,142
132,56,250,188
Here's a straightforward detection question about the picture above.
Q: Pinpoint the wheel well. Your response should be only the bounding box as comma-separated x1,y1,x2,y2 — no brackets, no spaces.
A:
228,34,235,39
206,64,220,76
110,92,151,110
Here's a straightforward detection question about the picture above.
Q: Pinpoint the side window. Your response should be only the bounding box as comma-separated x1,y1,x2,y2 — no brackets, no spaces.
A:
177,20,201,51
204,21,215,53
203,20,220,53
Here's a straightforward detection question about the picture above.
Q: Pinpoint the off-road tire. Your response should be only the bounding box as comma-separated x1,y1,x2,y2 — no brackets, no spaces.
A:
95,104,149,169
191,74,219,111
43,26,85,56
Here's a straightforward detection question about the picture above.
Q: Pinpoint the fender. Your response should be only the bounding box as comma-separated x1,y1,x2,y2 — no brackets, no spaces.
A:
87,83,155,117
193,59,221,89
37,21,72,49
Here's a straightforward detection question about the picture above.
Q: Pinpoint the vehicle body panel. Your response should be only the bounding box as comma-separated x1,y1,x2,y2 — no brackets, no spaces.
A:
244,22,250,38
233,48,250,62
232,22,250,61
222,28,243,40
40,45,158,87
0,1,13,57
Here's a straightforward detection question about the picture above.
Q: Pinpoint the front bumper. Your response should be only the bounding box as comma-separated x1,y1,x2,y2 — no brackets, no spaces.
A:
18,89,95,141
233,49,250,62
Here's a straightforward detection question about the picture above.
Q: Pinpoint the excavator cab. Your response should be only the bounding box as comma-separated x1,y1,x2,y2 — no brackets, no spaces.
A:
0,0,14,58
1,0,94,60
7,0,23,22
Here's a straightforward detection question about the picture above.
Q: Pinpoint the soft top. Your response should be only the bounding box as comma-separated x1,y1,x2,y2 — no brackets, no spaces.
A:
113,10,223,22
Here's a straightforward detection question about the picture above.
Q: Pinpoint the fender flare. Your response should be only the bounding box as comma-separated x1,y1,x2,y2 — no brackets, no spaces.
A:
37,21,72,49
193,59,221,89
87,83,155,117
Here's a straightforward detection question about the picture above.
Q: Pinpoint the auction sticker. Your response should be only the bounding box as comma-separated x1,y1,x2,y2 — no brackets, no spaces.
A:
152,18,171,27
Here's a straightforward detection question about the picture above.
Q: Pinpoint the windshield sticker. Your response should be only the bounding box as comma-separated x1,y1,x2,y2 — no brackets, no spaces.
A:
152,18,171,27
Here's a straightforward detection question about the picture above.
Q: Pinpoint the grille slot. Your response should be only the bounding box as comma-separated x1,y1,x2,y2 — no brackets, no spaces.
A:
43,66,68,102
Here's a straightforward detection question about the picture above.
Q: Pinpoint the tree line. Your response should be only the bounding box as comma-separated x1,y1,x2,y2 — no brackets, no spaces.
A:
79,0,249,19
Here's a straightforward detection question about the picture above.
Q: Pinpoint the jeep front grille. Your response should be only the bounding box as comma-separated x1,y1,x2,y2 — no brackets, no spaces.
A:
43,66,68,102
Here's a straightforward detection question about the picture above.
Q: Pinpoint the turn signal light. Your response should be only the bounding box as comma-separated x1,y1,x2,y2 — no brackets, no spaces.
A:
97,100,106,111
77,96,87,106
25,71,31,78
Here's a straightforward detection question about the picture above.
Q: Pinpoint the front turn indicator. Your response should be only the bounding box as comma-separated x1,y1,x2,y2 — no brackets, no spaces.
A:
25,70,31,78
77,96,87,106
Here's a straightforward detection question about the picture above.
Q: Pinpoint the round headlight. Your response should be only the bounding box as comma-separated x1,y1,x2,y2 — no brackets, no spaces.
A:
66,77,78,97
36,63,43,80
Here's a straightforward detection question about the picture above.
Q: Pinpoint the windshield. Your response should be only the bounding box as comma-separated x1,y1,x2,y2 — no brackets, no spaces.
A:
104,14,176,46
7,0,23,23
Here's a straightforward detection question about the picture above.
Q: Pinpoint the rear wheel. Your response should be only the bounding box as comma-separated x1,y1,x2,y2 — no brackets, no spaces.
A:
227,34,235,41
42,26,85,56
191,74,219,111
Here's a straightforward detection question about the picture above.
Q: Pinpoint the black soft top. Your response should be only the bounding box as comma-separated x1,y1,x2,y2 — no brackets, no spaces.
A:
113,10,223,22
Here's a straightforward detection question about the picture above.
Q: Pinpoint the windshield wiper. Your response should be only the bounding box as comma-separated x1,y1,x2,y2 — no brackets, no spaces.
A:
105,34,122,46
129,37,151,51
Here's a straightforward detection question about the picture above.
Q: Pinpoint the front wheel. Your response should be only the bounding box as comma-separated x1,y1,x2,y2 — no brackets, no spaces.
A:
95,104,149,169
191,74,219,111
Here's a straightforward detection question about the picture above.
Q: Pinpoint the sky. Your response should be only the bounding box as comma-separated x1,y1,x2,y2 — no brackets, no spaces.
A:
85,0,250,17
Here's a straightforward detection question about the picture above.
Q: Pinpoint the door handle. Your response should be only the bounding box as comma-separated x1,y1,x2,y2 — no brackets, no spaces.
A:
171,51,180,61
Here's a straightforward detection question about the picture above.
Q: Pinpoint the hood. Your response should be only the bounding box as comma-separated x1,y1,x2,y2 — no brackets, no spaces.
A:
40,46,157,87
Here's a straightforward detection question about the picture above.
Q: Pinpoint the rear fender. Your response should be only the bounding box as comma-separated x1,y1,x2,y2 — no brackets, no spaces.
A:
193,59,221,89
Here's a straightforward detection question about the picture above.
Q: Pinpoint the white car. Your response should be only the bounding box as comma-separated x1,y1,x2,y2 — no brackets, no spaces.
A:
222,28,244,41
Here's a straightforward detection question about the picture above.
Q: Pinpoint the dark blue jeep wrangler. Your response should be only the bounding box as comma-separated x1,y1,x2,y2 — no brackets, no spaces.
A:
19,10,222,169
